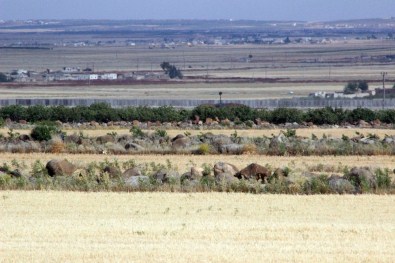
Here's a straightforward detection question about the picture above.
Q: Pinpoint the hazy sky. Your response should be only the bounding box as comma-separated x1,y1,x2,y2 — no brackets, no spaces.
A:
0,0,394,21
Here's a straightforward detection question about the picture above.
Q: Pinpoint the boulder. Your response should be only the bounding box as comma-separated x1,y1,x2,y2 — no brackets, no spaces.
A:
328,175,355,194
358,120,371,128
172,137,191,150
214,162,239,177
215,172,238,184
64,134,81,144
19,134,32,141
117,134,133,144
153,169,180,183
213,162,239,184
171,134,185,142
124,176,150,188
271,168,288,182
205,118,213,125
96,135,115,144
122,167,142,178
345,167,377,191
191,167,204,178
236,163,271,182
180,167,203,183
211,135,232,146
219,144,243,154
46,159,77,177
269,134,288,148
103,166,122,178
125,142,145,151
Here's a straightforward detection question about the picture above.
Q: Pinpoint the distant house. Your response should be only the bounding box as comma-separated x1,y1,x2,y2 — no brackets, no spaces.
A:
62,67,80,73
89,74,99,80
100,73,117,80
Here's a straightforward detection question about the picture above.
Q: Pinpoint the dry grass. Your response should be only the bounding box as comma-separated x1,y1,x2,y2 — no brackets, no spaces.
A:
2,128,394,140
1,153,394,172
1,191,394,262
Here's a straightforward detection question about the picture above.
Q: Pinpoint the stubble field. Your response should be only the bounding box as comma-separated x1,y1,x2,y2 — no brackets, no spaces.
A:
1,191,395,262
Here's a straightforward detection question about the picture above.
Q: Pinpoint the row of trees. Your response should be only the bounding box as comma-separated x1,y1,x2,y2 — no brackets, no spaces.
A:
0,103,394,125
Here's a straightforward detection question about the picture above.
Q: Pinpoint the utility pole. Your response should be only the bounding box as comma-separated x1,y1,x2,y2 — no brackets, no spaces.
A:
381,72,387,109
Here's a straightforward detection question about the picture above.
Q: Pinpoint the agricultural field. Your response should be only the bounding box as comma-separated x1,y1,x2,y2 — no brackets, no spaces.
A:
2,127,395,139
1,19,395,262
1,153,394,173
1,191,395,262
1,41,394,100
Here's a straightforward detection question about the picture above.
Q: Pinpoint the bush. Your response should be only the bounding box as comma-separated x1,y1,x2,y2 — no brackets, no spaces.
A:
375,168,392,189
198,143,211,155
269,108,304,124
344,80,368,94
31,125,57,141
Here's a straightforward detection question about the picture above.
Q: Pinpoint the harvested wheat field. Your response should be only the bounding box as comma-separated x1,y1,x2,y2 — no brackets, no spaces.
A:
1,153,394,172
2,128,395,139
1,191,394,262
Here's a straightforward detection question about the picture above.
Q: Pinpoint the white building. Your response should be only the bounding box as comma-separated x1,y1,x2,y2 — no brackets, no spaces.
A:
89,74,99,80
62,67,80,73
100,73,117,80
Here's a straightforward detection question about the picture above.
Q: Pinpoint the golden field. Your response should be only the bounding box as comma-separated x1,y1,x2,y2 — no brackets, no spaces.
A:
2,127,395,139
1,191,394,262
0,153,394,172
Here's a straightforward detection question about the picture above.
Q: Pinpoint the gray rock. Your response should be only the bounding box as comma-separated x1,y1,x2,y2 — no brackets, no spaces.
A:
125,142,145,151
153,169,180,183
96,135,115,144
328,175,355,194
172,137,191,150
46,159,77,177
103,166,122,178
213,162,239,177
219,144,243,154
124,176,150,188
345,167,377,191
122,167,142,178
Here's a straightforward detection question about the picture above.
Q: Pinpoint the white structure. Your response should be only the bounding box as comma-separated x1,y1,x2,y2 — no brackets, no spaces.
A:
62,67,80,73
100,73,117,80
89,74,99,80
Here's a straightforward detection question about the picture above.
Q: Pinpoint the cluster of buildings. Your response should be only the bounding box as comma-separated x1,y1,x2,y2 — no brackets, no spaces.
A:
309,88,395,99
6,67,118,83
4,67,169,83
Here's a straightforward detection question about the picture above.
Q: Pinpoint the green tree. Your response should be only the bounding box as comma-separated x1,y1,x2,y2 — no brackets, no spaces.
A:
0,72,9,82
31,125,57,141
160,62,183,79
344,80,368,94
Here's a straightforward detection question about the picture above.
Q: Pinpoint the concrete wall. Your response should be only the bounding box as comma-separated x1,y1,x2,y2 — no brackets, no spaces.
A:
0,98,394,109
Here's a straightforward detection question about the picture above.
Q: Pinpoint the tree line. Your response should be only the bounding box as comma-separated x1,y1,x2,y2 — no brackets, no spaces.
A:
0,103,394,125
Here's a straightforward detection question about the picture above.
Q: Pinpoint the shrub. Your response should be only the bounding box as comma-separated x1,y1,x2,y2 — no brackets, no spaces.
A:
155,129,168,138
50,139,65,154
198,143,211,155
130,126,144,138
269,108,304,124
303,175,330,194
31,125,57,141
283,129,296,138
375,168,392,189
242,143,258,154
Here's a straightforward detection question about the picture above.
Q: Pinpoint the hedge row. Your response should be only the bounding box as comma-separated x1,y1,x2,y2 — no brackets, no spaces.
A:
0,103,394,125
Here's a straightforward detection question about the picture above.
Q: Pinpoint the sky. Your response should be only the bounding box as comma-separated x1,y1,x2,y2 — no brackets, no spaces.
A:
0,0,394,21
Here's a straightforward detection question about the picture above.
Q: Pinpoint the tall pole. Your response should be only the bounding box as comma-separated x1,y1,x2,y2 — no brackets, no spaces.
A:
381,72,387,109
